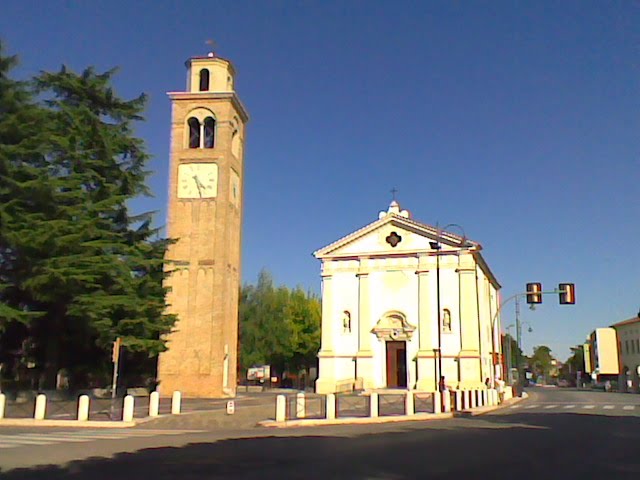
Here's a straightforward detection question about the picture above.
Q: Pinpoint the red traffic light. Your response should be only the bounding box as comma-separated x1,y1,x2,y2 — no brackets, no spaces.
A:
526,283,542,304
559,283,575,304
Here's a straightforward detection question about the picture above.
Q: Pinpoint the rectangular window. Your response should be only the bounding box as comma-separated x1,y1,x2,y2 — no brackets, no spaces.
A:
625,340,630,354
637,339,640,354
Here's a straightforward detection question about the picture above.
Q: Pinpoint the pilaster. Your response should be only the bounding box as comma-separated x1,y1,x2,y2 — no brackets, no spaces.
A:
318,274,335,356
415,255,435,391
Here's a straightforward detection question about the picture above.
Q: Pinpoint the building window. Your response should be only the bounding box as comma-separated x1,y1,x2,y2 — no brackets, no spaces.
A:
626,340,630,354
342,311,351,333
199,69,210,91
203,117,215,148
636,339,639,353
442,309,452,333
188,117,200,148
385,231,402,248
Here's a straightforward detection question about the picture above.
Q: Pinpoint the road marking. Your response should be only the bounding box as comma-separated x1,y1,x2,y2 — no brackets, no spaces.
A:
583,405,595,409
623,406,635,410
603,405,615,410
524,405,537,409
544,405,557,409
510,405,522,409
563,405,576,409
0,429,201,449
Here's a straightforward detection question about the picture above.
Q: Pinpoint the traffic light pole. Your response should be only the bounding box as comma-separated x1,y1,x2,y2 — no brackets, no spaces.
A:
491,286,574,395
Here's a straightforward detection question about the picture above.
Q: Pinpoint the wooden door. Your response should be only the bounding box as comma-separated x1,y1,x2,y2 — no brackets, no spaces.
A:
386,341,407,388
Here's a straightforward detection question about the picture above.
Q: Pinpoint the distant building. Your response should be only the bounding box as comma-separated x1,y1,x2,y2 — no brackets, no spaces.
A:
313,200,502,394
611,315,640,392
585,328,619,379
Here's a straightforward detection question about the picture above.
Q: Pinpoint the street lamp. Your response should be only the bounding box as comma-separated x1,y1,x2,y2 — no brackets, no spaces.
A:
429,223,471,392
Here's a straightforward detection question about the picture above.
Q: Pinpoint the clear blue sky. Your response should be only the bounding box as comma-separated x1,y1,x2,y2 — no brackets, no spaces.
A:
2,1,638,360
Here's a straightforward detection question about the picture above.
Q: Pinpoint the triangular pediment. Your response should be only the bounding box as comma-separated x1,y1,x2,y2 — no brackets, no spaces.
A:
314,214,479,259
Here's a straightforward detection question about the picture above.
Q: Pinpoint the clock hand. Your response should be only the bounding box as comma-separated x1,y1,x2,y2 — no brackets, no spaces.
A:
193,175,203,197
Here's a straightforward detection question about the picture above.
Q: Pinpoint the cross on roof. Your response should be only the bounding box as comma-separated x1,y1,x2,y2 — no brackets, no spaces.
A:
390,187,398,201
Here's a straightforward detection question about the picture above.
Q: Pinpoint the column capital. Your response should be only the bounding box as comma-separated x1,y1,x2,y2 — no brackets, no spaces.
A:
456,267,475,274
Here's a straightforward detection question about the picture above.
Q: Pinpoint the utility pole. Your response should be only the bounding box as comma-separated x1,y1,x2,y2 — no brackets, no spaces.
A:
515,296,523,394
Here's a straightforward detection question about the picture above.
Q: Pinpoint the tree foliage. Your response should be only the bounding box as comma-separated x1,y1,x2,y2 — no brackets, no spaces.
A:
0,43,175,389
239,270,320,376
530,345,554,383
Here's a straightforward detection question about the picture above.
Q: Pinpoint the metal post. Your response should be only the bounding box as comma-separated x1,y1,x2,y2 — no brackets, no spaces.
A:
435,242,442,392
515,296,523,396
110,337,121,420
505,328,512,384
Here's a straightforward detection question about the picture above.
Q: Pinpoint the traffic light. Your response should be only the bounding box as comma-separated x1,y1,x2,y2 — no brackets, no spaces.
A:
558,283,575,304
526,283,542,304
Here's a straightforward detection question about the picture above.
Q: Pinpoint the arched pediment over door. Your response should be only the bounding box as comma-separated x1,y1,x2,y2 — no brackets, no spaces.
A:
372,311,416,342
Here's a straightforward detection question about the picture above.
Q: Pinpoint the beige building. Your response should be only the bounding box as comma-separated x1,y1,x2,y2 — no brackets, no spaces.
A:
585,327,619,378
313,201,502,394
612,315,640,392
157,52,248,397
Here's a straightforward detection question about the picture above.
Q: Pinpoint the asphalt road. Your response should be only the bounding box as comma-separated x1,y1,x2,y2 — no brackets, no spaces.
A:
2,388,640,479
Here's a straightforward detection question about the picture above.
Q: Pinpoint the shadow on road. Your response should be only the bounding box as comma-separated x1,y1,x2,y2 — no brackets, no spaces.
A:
3,413,640,479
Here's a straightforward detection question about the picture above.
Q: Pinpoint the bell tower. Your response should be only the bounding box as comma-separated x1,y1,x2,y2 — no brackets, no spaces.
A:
157,51,248,397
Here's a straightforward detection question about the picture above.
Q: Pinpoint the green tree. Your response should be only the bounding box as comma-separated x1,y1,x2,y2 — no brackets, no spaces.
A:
530,345,554,383
239,270,321,378
0,49,175,388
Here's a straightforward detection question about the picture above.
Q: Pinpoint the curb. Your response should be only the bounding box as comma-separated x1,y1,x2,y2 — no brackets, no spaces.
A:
454,396,526,417
0,418,137,428
259,412,455,428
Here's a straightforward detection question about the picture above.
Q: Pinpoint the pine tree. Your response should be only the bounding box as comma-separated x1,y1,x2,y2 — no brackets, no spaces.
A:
0,51,175,388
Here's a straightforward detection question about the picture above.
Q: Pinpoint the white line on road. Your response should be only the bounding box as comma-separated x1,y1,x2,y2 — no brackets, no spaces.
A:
543,405,557,409
623,406,635,410
563,405,576,409
603,405,615,410
524,405,537,409
583,405,595,409
510,405,522,409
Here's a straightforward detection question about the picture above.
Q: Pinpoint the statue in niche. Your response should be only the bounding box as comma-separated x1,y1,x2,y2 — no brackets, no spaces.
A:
442,309,452,333
342,311,351,333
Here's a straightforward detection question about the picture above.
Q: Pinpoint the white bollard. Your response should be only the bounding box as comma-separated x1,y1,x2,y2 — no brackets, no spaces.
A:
123,395,134,422
171,391,182,415
370,392,379,418
34,394,47,420
442,391,451,413
405,391,414,416
493,389,499,405
77,395,90,421
149,391,160,417
463,390,470,410
482,389,488,406
470,390,477,409
326,393,336,420
455,390,463,411
433,391,441,414
0,393,5,419
296,392,306,419
276,394,286,422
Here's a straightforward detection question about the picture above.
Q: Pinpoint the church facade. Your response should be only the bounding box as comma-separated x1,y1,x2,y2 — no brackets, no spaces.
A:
314,201,502,394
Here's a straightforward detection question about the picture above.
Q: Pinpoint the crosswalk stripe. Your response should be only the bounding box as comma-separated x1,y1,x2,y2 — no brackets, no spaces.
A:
583,405,595,409
0,438,51,445
603,405,615,410
623,406,635,410
0,429,202,450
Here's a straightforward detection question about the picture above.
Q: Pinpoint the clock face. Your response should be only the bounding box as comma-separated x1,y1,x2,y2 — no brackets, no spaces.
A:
177,163,218,199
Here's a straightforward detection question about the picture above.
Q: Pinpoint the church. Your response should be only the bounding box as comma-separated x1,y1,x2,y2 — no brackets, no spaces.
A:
313,200,502,394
